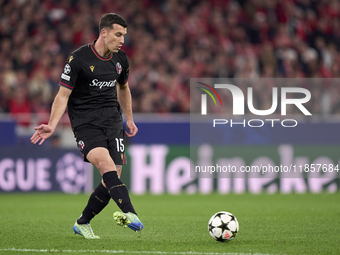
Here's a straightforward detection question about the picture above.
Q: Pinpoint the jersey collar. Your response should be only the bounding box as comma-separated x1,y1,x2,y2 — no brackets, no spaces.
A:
90,40,113,60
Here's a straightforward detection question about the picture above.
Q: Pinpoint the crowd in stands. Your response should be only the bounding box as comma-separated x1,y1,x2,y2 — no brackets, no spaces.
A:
1,0,340,126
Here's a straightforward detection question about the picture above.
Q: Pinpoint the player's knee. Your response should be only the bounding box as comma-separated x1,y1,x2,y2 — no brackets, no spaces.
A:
97,161,115,173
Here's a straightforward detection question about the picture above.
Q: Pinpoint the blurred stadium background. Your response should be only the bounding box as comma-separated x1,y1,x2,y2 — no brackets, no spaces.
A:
1,0,340,194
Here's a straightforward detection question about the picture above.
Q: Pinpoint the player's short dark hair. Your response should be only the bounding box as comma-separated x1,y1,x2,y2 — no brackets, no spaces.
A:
99,13,128,31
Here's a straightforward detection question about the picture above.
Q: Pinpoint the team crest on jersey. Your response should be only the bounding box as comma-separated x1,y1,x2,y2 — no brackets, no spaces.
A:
90,65,95,72
116,62,122,74
64,64,71,74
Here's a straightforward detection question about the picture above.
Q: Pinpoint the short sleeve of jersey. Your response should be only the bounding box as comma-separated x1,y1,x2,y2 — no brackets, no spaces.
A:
59,54,82,90
117,53,129,85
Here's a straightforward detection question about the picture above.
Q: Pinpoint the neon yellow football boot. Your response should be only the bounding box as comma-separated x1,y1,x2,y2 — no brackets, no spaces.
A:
73,222,100,239
113,212,143,232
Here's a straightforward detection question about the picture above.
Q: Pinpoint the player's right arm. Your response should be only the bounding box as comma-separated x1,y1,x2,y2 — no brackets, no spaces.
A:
30,86,72,145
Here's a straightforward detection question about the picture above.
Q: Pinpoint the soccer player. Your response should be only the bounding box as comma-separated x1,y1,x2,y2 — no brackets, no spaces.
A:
30,13,143,239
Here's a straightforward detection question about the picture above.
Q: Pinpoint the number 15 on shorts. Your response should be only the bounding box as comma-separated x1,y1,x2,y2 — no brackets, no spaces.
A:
115,138,124,152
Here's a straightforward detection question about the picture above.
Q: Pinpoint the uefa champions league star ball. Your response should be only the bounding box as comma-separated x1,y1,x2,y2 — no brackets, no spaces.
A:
208,211,239,242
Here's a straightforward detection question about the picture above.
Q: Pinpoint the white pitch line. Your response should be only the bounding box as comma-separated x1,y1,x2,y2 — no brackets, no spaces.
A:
0,248,275,255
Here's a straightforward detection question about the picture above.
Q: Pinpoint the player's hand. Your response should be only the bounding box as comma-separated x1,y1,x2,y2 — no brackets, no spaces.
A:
125,121,138,137
30,124,54,145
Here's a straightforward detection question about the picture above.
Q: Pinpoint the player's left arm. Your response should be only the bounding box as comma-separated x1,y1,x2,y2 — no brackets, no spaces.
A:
117,81,138,137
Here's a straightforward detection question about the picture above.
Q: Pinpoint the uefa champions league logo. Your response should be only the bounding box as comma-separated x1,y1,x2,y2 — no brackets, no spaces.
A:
56,153,86,193
63,64,71,74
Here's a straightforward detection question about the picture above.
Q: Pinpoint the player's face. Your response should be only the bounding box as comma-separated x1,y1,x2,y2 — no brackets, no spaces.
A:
105,24,127,53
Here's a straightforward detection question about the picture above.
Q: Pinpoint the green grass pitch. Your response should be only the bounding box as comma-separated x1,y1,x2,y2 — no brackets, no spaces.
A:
0,193,339,255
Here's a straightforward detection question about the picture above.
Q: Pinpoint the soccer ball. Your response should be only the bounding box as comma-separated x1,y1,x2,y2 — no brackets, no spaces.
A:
208,211,239,242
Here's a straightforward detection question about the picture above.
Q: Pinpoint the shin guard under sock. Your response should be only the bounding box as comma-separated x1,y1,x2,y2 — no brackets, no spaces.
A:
102,171,136,214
